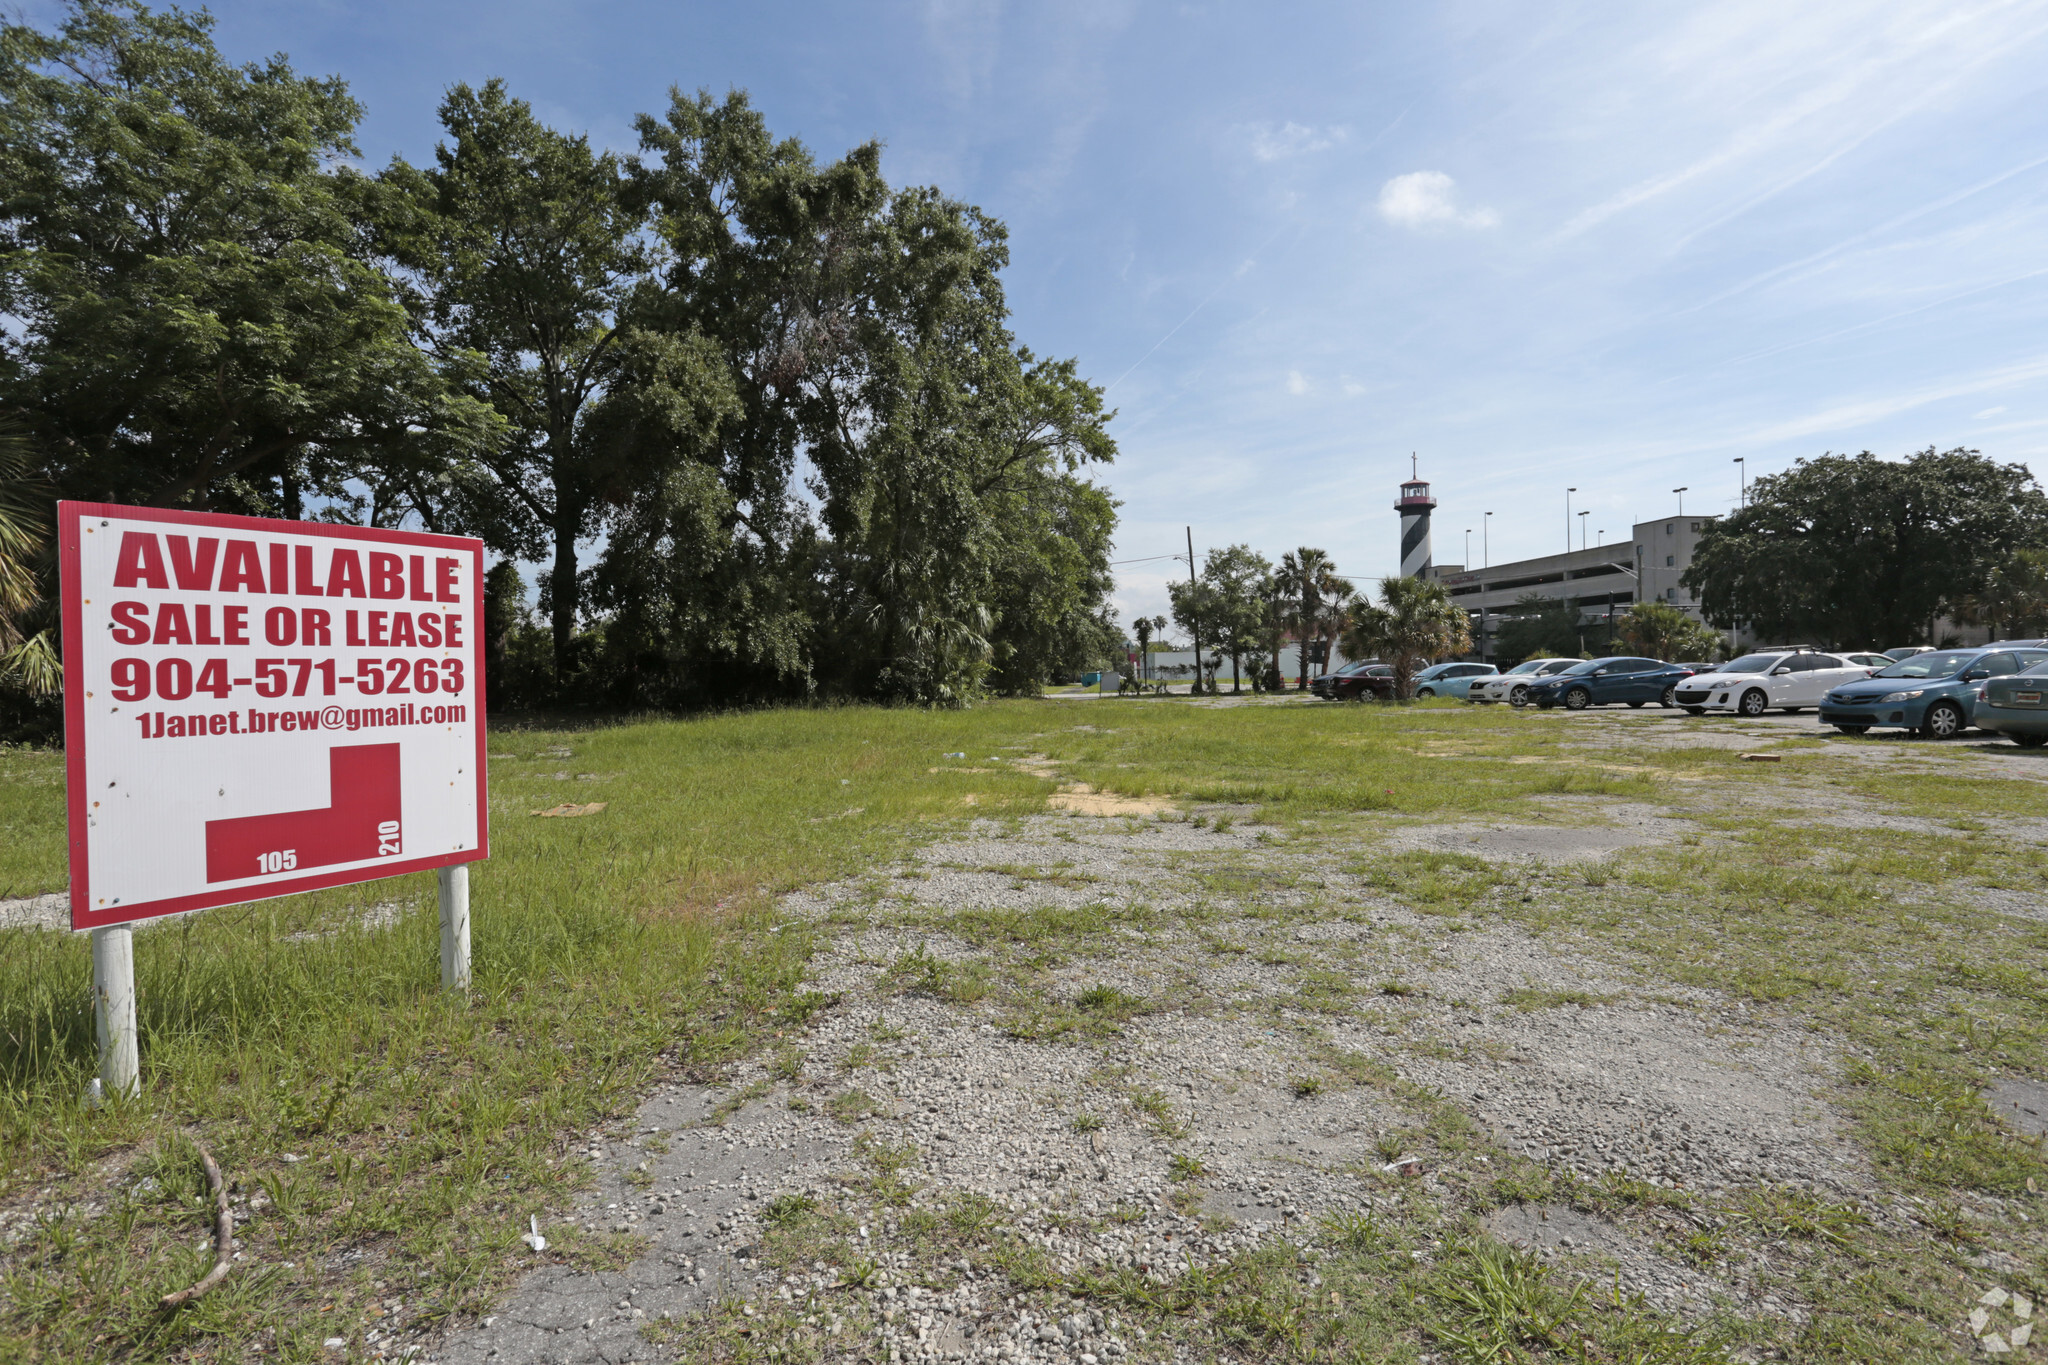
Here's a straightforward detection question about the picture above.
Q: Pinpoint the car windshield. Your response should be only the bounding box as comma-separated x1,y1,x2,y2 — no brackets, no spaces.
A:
2019,660,2048,678
1874,650,1976,679
1561,659,1603,675
1716,654,1783,674
1337,661,1372,675
1506,660,1548,674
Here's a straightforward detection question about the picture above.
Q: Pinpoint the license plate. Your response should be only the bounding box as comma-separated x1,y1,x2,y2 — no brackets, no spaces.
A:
2015,691,2042,704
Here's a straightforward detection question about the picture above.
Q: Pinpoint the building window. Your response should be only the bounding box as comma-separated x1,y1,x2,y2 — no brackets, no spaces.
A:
1689,521,1700,532
1666,587,1677,601
1665,555,1674,567
1665,523,1674,534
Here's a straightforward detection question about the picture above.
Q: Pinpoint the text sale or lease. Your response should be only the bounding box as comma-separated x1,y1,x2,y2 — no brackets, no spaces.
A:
60,502,489,929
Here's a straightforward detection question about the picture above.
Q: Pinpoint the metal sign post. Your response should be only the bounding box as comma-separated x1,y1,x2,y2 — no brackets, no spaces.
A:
91,924,139,1099
60,502,491,1091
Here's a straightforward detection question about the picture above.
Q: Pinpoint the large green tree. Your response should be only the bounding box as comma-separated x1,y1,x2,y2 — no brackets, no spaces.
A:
1682,448,2048,648
0,1,498,513
378,79,668,682
611,90,1117,706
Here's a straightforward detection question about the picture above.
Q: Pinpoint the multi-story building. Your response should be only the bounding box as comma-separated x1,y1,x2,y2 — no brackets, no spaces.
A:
1433,517,1721,661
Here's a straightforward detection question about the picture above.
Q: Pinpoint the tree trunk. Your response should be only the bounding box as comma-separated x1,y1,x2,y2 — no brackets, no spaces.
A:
1231,648,1242,693
1297,590,1311,688
551,507,579,691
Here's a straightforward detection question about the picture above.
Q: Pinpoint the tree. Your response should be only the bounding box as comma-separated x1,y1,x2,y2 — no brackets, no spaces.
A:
1277,548,1342,689
1959,549,2048,641
1342,576,1472,698
0,425,58,695
1616,600,1723,662
1200,545,1272,692
1493,594,1586,662
0,1,500,514
379,79,662,687
620,91,1119,706
1683,448,2048,648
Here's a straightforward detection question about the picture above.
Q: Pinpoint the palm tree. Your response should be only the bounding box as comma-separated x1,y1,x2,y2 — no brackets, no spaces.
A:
1341,575,1472,699
0,426,58,695
1278,548,1342,689
1132,613,1166,679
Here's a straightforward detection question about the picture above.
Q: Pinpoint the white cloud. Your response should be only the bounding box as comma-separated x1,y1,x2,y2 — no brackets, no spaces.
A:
1377,171,1499,230
1244,121,1346,162
1286,371,1311,395
1976,405,2008,418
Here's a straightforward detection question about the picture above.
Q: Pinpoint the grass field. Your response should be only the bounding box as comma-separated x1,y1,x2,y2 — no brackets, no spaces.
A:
2,696,2046,1362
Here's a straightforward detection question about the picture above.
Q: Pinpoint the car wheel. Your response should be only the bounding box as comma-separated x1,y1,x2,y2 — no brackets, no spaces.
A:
1738,688,1768,717
1510,685,1529,706
1922,701,1964,739
1684,706,1705,715
1834,725,1869,736
1660,685,1677,708
2015,733,2048,749
1564,687,1591,711
1627,701,1645,708
1417,687,1435,698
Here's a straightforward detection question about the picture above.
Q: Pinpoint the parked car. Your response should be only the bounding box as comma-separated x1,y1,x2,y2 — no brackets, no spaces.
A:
1975,659,2048,748
1672,649,1881,716
1524,656,1694,710
1817,645,2048,738
1472,658,1578,706
1674,661,1716,676
1413,661,1499,699
1882,646,1933,661
1310,659,1372,699
1842,652,1893,669
1312,660,1397,700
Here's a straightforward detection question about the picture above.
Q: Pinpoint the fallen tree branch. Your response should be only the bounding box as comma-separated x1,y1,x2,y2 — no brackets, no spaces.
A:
159,1143,235,1309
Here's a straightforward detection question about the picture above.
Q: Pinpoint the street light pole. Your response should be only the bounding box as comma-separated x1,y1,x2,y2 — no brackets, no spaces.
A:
1566,488,1576,554
1732,458,1745,507
1185,526,1202,696
1578,509,1588,551
1673,486,1688,517
1483,512,1491,568
1464,528,1471,567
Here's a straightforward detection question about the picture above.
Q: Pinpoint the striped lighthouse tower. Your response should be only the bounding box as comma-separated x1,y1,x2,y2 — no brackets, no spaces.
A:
1395,461,1437,579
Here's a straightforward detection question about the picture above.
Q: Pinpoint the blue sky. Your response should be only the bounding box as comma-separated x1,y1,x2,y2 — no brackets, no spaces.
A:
51,0,2048,625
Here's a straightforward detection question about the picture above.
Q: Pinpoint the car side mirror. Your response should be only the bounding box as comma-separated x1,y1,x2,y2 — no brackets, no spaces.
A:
1963,668,1989,681
1771,666,1792,675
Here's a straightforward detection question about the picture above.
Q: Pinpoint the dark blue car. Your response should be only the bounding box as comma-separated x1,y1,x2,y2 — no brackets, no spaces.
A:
1817,645,2048,738
1524,656,1694,710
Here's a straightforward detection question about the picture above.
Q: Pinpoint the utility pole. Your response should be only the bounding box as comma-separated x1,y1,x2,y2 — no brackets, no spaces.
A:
1185,526,1203,696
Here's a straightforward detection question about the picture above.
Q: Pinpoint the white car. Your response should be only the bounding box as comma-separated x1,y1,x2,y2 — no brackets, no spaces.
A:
1842,652,1894,669
1472,658,1580,706
1671,649,1880,716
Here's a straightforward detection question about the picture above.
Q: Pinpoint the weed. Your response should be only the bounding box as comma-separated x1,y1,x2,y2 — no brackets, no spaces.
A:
1073,1112,1105,1133
1168,1154,1207,1182
764,1193,819,1225
1291,1075,1325,1098
1316,1207,1383,1252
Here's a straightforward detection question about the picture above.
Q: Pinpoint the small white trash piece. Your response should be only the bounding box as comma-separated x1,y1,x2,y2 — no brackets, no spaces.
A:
84,1077,104,1110
523,1215,547,1253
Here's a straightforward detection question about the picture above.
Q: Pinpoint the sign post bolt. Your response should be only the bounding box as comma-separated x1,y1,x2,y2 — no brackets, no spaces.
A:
91,925,140,1099
439,864,470,991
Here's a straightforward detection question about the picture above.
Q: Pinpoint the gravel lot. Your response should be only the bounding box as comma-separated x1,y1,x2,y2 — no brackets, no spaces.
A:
422,699,2048,1364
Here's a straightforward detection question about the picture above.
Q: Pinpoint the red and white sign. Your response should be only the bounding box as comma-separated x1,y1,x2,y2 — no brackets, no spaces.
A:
60,502,489,930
